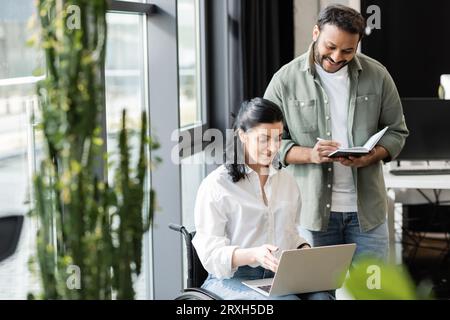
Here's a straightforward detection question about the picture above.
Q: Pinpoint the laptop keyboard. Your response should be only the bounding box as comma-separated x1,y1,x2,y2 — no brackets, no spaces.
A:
258,285,272,293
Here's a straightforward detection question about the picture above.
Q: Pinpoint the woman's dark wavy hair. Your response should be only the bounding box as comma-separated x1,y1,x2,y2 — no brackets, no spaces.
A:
225,98,284,183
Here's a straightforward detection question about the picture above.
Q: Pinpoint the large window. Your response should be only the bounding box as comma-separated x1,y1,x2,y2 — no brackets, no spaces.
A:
105,13,147,177
0,1,39,217
0,0,194,299
0,1,154,300
178,0,203,128
105,9,152,299
0,1,42,299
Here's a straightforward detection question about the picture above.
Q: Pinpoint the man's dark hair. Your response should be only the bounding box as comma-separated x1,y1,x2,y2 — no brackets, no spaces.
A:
317,4,366,39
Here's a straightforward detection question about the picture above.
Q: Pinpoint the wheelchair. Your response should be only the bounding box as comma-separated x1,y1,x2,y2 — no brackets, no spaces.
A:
169,223,222,300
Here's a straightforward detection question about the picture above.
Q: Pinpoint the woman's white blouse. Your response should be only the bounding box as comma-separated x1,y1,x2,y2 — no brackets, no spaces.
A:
192,165,307,280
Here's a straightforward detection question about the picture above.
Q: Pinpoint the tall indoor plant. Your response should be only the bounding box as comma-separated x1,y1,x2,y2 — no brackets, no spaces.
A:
31,0,156,299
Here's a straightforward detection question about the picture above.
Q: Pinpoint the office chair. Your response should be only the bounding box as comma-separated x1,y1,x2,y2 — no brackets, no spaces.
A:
168,223,221,300
0,215,24,263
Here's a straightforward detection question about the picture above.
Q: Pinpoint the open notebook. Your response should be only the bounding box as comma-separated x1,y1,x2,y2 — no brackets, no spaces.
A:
328,127,389,158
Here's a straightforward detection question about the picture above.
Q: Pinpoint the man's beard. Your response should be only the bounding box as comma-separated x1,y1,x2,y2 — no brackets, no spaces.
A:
313,41,349,73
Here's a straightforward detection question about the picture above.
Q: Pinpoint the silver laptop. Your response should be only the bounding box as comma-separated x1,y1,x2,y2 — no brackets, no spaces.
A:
242,243,356,297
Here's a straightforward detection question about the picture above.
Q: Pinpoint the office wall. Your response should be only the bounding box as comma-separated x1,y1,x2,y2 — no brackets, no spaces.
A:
361,0,450,98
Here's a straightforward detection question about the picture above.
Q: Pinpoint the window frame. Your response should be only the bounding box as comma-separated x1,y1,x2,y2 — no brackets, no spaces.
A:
178,0,209,154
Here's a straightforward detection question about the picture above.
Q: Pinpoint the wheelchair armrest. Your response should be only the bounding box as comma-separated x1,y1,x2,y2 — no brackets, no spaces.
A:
182,287,223,300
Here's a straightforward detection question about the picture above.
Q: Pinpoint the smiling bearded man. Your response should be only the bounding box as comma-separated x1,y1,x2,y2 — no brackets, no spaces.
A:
264,4,409,297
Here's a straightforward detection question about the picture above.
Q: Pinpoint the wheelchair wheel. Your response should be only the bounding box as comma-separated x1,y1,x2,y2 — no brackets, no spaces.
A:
174,288,221,300
175,292,215,300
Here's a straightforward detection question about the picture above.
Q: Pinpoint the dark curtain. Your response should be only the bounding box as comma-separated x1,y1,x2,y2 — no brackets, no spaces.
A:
361,0,450,98
228,0,294,116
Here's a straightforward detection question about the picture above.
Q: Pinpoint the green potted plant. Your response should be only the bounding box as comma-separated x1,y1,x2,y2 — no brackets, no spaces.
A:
343,257,433,300
29,0,157,299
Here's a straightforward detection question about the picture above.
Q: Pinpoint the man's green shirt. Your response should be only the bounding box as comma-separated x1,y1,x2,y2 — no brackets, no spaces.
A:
264,44,409,232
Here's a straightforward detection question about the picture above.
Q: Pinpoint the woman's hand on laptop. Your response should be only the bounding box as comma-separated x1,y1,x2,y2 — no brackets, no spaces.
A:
232,244,279,272
253,244,279,272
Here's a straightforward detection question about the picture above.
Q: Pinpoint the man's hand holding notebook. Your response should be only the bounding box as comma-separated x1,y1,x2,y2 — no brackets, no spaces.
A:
320,127,389,158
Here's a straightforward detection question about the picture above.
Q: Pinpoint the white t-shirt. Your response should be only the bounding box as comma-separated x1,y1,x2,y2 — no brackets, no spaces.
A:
315,63,358,213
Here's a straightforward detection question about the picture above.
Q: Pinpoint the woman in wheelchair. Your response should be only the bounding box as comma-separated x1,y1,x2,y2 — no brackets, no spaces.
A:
192,98,334,300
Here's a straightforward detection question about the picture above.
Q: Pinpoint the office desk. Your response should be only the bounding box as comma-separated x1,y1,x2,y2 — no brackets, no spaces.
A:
384,171,450,263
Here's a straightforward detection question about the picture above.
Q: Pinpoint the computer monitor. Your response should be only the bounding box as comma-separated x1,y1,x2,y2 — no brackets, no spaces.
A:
397,98,450,161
